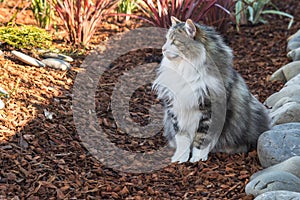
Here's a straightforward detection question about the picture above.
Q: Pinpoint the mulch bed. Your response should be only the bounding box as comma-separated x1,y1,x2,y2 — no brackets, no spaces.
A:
1,0,300,199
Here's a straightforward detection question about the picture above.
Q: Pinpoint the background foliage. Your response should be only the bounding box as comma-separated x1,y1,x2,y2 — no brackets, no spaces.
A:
0,0,294,47
0,25,53,49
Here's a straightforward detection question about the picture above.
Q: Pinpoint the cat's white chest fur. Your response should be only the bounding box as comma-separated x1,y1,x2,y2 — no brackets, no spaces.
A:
153,56,221,163
156,57,220,127
157,58,202,133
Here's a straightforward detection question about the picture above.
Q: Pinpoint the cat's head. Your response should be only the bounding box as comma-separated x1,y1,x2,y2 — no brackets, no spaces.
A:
162,16,208,62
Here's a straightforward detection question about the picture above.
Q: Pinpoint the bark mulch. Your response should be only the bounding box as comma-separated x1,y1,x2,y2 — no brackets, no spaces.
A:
0,0,300,199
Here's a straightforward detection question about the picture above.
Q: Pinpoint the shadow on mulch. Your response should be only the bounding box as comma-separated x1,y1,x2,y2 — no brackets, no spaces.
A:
0,43,261,200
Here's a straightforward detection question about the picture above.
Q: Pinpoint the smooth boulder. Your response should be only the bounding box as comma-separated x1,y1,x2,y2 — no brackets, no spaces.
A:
257,126,300,167
251,156,300,181
287,30,300,52
270,102,300,125
272,122,300,131
288,29,300,43
270,96,300,112
264,85,300,108
287,41,300,52
284,73,300,87
41,58,71,70
287,47,300,61
42,52,74,62
269,61,300,82
245,171,300,197
11,50,45,67
254,190,300,200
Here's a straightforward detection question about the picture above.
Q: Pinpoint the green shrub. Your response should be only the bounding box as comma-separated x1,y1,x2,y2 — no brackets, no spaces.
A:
235,0,293,30
0,25,53,49
117,0,137,21
31,0,53,29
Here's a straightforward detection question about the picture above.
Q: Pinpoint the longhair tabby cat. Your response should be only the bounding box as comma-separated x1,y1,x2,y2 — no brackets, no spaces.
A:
152,17,270,163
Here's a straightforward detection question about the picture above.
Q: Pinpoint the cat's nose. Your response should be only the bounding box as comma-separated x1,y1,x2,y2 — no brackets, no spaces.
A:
162,44,167,52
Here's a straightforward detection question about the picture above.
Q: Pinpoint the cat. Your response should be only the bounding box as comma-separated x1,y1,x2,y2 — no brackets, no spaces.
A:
152,16,270,163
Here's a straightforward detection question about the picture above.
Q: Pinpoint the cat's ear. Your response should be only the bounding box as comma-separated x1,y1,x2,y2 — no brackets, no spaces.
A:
171,16,181,26
185,19,196,38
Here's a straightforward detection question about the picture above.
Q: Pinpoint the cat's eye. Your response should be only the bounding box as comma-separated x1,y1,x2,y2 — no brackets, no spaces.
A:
170,40,179,45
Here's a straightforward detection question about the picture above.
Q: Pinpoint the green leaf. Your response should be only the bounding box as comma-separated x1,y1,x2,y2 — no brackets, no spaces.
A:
262,9,294,29
235,0,243,25
248,6,254,23
259,18,268,24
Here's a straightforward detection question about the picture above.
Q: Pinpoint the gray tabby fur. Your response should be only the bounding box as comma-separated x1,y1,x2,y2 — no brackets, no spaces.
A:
152,17,270,163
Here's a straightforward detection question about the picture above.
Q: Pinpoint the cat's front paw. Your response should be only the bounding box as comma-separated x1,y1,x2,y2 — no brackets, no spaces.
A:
171,134,191,163
189,146,210,163
189,152,208,162
171,149,190,163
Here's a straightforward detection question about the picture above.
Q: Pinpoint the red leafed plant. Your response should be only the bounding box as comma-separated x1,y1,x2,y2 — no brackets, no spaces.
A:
137,0,234,29
53,0,119,47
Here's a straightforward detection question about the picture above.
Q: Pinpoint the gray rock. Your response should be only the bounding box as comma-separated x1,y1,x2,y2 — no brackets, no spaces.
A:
42,52,74,62
288,30,300,42
272,122,300,131
269,61,300,82
41,58,71,70
0,86,9,98
254,190,300,200
11,50,45,67
0,99,4,109
271,96,300,112
288,47,300,61
288,30,300,51
285,73,300,87
270,102,300,125
257,129,300,167
245,171,300,197
287,41,300,52
264,85,300,108
251,156,300,180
